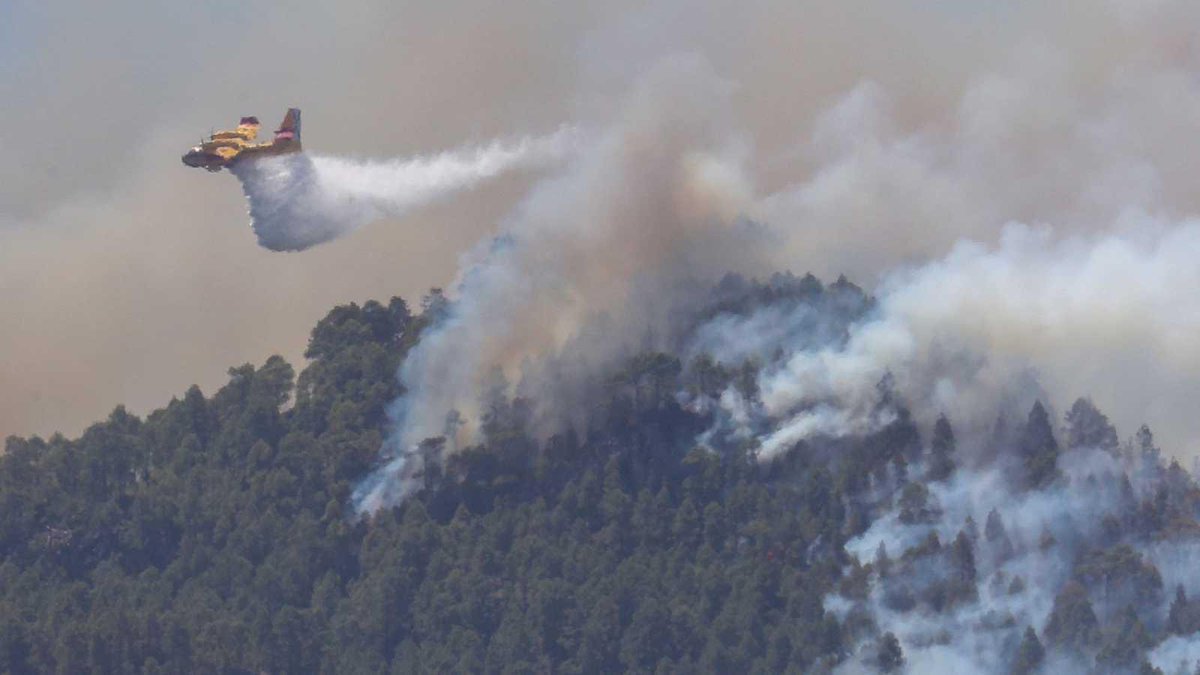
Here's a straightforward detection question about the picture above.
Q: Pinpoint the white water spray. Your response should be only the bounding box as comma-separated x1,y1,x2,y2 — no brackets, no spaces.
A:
229,127,577,251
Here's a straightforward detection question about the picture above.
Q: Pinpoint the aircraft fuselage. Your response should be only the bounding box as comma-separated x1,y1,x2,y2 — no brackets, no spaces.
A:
182,109,301,172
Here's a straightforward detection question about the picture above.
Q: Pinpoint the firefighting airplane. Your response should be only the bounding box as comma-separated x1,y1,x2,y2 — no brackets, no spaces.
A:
181,108,301,172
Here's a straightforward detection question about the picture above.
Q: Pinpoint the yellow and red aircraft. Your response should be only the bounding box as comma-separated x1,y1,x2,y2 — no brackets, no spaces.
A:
182,108,301,172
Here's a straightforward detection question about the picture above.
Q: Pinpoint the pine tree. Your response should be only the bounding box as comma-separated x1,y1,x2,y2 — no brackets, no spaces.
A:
1044,581,1100,652
1019,401,1061,489
1167,584,1198,636
898,482,938,524
1097,605,1152,670
1139,662,1164,675
1135,424,1162,483
874,542,892,578
964,515,979,541
1011,626,1044,675
876,632,904,672
951,531,977,584
928,414,957,482
985,509,1015,561
1064,397,1119,454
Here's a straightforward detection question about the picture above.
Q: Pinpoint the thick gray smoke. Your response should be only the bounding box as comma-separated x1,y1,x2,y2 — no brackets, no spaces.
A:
677,262,1200,671
227,3,1200,667
228,129,576,251
353,57,765,512
736,219,1200,462
354,13,1200,514
822,441,1199,673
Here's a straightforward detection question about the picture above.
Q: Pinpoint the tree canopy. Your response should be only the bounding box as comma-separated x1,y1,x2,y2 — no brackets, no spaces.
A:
1,276,1197,673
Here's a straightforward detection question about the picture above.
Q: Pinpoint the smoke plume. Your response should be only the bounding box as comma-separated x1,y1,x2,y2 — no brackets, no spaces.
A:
823,439,1199,673
229,129,576,251
352,57,765,512
742,219,1200,464
354,13,1200,512
10,0,1200,670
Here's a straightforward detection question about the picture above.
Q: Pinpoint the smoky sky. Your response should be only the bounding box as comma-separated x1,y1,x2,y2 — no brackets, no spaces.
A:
4,0,1200,455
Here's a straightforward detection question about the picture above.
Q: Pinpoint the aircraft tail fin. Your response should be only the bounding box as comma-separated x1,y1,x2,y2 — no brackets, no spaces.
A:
236,116,261,140
275,108,301,142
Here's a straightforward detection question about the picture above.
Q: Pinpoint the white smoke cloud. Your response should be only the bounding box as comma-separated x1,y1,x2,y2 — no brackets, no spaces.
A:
1151,635,1200,675
741,218,1200,465
229,128,577,251
352,57,764,512
347,3,1200,516
825,442,1185,673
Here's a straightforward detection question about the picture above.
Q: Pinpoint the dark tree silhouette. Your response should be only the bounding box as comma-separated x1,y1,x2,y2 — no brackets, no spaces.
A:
1011,626,1044,675
1019,401,1061,489
928,413,957,481
876,632,904,672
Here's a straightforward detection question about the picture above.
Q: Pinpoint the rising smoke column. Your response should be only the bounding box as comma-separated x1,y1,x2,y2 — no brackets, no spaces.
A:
352,57,765,513
671,226,1200,671
353,3,1200,516
229,128,576,251
277,3,1200,670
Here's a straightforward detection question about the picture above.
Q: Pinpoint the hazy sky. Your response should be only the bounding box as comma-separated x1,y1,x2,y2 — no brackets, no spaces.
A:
5,0,1188,443
0,0,1001,440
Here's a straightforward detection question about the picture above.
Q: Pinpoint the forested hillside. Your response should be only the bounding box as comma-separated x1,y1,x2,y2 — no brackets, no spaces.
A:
2,276,1199,673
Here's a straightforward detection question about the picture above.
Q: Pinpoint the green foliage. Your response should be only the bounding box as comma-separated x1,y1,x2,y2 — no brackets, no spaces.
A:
4,277,1189,673
927,414,957,482
1019,401,1061,490
1168,584,1200,636
950,531,976,584
875,631,903,672
983,508,1015,563
1064,397,1118,454
0,298,414,673
1096,604,1153,671
1011,626,1044,675
897,482,939,525
1044,581,1100,653
1072,545,1163,614
0,292,854,673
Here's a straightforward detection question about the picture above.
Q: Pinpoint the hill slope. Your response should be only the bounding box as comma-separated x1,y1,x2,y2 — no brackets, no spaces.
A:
2,276,1199,674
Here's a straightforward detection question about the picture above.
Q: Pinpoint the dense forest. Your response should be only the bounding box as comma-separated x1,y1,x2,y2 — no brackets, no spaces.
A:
3,274,1200,673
